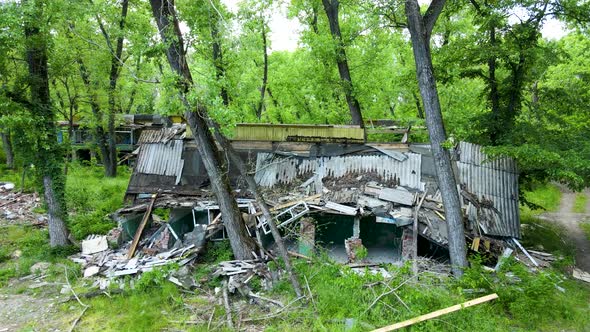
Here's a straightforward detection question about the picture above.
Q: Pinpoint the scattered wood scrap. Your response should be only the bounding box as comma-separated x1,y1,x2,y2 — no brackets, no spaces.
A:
371,293,499,332
573,268,590,283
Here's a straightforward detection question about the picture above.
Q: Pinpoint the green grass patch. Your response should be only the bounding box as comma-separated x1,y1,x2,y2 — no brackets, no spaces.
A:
581,222,590,242
521,182,562,216
573,193,587,213
66,164,130,240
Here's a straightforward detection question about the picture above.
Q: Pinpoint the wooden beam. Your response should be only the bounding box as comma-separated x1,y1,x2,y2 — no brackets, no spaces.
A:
127,193,158,259
371,293,499,332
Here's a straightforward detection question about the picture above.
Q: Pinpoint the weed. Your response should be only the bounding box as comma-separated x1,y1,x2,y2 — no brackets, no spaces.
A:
573,193,587,213
135,264,179,292
521,182,562,216
581,222,590,242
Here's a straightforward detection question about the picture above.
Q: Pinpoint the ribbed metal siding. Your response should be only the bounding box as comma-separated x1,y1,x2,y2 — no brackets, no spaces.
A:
458,141,517,173
457,142,520,238
138,125,186,144
255,153,423,190
136,140,184,184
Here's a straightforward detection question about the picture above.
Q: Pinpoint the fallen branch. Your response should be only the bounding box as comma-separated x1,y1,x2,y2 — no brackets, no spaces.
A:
370,293,499,332
222,281,234,330
68,306,88,332
242,296,304,322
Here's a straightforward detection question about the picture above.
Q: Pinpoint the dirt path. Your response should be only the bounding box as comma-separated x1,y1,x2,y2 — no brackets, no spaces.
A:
540,188,590,272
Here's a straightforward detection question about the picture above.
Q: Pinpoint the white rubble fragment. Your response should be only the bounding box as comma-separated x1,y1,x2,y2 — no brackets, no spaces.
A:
82,235,108,255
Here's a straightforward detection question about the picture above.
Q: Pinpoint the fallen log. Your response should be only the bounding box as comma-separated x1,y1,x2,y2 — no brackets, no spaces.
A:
370,293,499,332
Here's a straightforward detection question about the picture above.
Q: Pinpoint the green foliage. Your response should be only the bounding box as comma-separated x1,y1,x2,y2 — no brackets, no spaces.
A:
520,182,562,214
135,264,179,292
66,164,130,240
573,193,587,213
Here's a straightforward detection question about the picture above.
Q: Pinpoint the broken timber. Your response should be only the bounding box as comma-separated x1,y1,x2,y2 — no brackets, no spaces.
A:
371,293,499,332
127,193,158,259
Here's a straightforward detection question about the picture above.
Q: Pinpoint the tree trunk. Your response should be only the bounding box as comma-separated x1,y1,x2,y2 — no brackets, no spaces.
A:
104,0,129,177
405,0,467,276
76,57,111,172
24,0,70,246
1,131,14,169
150,0,256,260
321,0,364,127
209,6,230,107
209,120,303,296
256,18,268,120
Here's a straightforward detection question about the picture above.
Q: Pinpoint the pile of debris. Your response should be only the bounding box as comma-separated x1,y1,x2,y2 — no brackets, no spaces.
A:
0,182,47,226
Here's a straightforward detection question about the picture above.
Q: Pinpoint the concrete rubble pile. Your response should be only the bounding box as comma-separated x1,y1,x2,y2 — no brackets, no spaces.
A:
0,182,47,225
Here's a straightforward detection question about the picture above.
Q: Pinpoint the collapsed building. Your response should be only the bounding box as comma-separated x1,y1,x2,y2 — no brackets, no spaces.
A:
114,122,520,265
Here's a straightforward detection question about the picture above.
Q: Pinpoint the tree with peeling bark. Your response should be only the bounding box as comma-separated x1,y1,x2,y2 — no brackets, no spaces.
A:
321,0,364,127
405,0,467,276
149,0,257,260
23,0,70,247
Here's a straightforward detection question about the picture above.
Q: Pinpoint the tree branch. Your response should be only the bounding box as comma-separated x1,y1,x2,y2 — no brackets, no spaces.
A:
423,0,446,36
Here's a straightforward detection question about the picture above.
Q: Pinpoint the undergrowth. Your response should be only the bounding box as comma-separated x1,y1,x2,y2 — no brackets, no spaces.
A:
0,225,80,286
573,193,587,213
521,182,562,216
581,221,590,242
66,164,130,240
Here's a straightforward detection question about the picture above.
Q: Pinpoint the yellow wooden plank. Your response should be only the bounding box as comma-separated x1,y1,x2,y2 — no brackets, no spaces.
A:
371,294,499,332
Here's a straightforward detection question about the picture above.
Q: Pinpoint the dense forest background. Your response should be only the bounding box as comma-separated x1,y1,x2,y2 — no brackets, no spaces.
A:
1,0,589,190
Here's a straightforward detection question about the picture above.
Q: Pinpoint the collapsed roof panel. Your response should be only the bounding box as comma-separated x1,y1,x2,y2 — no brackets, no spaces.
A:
254,153,424,190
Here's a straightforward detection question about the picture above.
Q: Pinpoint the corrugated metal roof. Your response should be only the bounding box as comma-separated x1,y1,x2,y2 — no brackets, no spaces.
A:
136,140,184,185
458,141,517,173
138,124,186,144
254,152,423,190
457,142,520,238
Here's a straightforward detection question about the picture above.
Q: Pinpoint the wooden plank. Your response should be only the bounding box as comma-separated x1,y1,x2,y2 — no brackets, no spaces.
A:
371,293,499,332
254,194,321,216
127,193,158,259
379,188,415,206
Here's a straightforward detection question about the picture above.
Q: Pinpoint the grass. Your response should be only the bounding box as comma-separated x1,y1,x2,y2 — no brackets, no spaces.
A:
581,222,590,242
66,164,131,240
573,193,587,213
520,182,562,217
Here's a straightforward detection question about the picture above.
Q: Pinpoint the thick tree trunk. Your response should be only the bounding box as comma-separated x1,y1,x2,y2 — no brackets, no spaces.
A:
256,19,268,120
1,131,14,169
104,0,129,177
321,0,364,127
24,0,70,246
405,0,467,276
150,0,256,260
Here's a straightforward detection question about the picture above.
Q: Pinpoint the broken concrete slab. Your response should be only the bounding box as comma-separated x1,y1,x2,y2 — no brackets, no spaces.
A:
83,266,100,278
325,201,357,215
378,188,415,206
573,268,590,283
82,235,108,255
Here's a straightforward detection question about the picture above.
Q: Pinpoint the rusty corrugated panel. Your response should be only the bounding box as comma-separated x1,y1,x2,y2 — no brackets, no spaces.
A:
457,141,520,238
138,125,186,144
135,140,184,183
254,152,423,190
